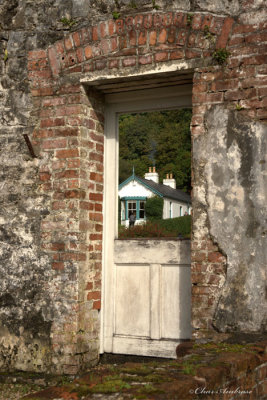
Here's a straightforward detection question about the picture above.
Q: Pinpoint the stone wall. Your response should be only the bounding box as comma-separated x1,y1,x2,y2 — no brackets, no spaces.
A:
0,0,266,374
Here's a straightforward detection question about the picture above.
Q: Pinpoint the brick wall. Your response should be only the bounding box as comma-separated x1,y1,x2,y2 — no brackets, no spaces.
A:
191,15,267,336
27,6,267,372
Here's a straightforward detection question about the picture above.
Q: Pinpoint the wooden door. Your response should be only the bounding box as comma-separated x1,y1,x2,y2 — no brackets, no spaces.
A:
111,239,191,358
101,85,192,358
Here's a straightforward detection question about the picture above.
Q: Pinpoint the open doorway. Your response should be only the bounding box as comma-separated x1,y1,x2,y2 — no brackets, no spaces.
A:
102,84,192,358
118,109,192,237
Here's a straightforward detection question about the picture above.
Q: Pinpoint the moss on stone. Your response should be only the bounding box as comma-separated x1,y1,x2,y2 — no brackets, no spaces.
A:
137,383,164,395
119,364,153,376
193,342,257,353
88,376,131,394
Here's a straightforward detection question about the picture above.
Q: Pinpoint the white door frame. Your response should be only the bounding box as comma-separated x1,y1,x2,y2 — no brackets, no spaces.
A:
100,84,192,354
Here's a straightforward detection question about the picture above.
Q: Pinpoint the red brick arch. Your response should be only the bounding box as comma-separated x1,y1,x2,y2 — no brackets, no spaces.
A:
29,12,233,80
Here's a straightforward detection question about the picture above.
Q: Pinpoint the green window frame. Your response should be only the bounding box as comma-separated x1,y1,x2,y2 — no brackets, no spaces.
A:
120,197,146,221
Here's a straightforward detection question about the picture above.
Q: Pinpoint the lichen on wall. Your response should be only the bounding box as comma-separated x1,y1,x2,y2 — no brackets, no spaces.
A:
194,105,267,333
0,137,53,371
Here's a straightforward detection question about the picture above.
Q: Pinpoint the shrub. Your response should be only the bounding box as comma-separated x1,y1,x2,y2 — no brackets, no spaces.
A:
118,216,191,239
145,196,164,220
157,215,191,237
118,222,172,238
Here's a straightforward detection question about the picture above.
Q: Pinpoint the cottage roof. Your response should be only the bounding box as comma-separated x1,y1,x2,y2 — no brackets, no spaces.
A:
119,174,191,204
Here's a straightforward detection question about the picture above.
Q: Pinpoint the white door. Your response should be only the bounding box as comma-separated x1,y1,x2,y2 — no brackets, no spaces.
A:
101,85,192,358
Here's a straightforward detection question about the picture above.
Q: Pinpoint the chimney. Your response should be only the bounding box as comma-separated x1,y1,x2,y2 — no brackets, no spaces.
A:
163,173,176,189
144,166,159,183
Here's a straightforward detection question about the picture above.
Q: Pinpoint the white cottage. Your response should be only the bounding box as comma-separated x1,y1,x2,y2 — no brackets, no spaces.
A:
119,167,191,226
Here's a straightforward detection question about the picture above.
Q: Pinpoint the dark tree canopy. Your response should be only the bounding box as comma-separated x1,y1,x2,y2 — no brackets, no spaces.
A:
119,109,192,192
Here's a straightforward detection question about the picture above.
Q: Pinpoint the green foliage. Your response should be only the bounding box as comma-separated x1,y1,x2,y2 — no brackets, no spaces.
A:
137,383,162,395
119,109,192,192
119,222,172,238
60,17,76,28
180,362,197,375
157,215,191,237
203,25,216,42
3,49,8,63
193,342,256,353
90,377,131,393
112,11,121,19
236,103,244,111
152,0,160,9
129,0,137,8
212,48,230,65
118,216,191,238
187,13,193,26
145,196,164,220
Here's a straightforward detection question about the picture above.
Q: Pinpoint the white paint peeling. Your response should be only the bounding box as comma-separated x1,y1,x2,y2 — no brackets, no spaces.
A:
226,185,245,203
194,185,207,205
227,140,241,172
194,212,209,241
239,9,267,25
213,198,225,212
81,59,197,85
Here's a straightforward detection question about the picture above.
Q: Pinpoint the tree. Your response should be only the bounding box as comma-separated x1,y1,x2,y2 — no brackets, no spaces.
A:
145,196,164,220
119,109,192,192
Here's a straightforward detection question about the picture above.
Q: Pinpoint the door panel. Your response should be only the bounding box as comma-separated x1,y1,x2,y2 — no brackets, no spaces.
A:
115,264,150,337
161,264,191,339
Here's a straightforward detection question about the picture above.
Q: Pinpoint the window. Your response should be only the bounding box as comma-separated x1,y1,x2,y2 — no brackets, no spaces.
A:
139,201,145,219
120,199,146,222
180,206,183,216
169,201,172,218
121,201,125,221
128,201,136,219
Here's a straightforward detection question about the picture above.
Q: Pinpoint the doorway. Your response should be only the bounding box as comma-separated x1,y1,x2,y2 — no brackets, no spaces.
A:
101,83,192,358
